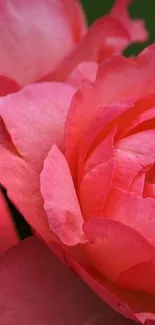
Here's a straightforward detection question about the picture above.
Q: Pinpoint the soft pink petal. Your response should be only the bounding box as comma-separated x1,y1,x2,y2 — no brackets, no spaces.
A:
0,76,20,96
114,148,145,191
114,129,155,191
62,0,87,42
39,16,131,83
0,82,76,173
0,190,19,256
67,61,98,87
116,129,155,162
105,186,155,246
0,0,86,85
0,145,54,243
83,218,155,282
0,237,133,325
40,145,86,246
118,256,155,296
110,0,148,42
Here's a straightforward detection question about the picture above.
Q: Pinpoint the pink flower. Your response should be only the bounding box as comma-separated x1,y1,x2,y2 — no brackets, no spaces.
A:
0,0,147,95
1,44,155,324
0,1,153,323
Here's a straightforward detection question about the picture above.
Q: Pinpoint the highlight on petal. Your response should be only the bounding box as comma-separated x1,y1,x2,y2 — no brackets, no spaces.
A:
83,218,155,283
67,61,98,87
110,0,148,42
0,190,19,257
40,145,86,246
0,0,86,85
0,237,133,325
0,82,76,173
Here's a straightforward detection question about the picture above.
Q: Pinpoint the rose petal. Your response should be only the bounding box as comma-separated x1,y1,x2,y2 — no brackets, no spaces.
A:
80,159,114,220
96,44,155,104
39,15,131,83
118,256,155,296
0,145,53,243
0,237,132,325
40,145,86,246
0,82,76,173
0,0,86,85
67,61,98,87
105,186,155,246
82,129,116,177
65,83,130,180
0,190,19,256
83,218,155,282
116,129,155,162
110,0,148,42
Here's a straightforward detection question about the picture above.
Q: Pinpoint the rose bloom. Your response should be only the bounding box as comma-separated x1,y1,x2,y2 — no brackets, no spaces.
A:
0,0,147,95
0,1,153,324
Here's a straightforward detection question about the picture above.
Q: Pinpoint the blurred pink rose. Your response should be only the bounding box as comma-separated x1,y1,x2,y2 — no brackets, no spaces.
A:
0,0,147,95
0,0,87,92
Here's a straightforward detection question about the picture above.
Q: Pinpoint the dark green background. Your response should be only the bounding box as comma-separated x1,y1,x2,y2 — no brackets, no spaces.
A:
81,0,155,56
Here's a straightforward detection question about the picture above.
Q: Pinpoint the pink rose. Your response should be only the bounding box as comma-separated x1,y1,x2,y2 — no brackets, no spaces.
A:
0,0,147,95
1,44,155,324
0,1,153,324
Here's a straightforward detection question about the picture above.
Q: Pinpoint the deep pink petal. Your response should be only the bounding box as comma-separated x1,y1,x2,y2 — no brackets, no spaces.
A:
67,61,98,87
110,0,148,42
0,237,133,325
0,82,76,173
40,145,86,246
105,186,155,246
0,0,86,85
0,191,19,256
83,218,155,282
0,76,20,96
118,256,155,296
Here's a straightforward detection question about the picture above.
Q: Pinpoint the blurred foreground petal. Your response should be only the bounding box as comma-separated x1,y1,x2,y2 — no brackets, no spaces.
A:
0,237,136,325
